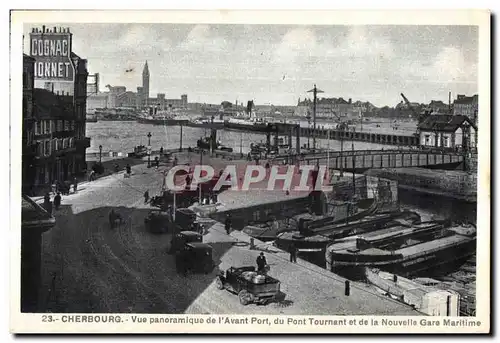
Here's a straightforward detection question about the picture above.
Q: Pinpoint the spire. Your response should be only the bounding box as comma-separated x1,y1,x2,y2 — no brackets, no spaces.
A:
143,61,149,74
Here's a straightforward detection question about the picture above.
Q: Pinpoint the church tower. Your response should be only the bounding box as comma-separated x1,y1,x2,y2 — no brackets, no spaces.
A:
142,61,150,106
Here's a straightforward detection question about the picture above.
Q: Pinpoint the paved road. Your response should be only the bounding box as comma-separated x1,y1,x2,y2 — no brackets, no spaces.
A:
38,157,419,315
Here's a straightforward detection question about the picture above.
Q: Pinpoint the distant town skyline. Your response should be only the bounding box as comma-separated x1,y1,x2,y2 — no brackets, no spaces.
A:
23,23,478,107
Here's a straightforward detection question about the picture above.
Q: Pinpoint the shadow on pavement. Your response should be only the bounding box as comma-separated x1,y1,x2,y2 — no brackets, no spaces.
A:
36,204,235,314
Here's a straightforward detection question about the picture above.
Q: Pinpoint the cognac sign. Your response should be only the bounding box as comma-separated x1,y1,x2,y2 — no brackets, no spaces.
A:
29,28,75,82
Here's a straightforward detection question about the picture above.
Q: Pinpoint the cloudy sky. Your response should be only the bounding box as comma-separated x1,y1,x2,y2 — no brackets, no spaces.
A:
24,24,478,107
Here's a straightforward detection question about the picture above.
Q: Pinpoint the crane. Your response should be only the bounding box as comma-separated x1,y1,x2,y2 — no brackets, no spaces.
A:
400,93,431,124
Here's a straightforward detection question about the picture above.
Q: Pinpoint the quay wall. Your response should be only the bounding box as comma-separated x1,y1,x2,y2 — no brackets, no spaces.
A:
365,168,477,202
210,194,312,229
209,175,397,229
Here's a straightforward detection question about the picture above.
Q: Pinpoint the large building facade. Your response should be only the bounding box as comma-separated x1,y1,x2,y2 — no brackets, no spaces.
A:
27,26,91,193
454,94,478,125
87,61,188,111
22,54,37,194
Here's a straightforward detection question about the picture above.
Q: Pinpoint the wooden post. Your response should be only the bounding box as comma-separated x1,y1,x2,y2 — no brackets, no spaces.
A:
345,280,350,296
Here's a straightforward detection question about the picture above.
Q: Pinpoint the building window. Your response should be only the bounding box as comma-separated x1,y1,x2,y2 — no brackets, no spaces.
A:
43,120,50,134
57,120,63,132
443,136,449,148
424,135,430,145
69,137,74,147
37,141,43,156
64,120,69,131
44,140,50,156
35,121,41,135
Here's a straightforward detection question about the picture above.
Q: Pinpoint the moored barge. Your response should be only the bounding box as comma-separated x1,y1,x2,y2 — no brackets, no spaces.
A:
325,223,476,279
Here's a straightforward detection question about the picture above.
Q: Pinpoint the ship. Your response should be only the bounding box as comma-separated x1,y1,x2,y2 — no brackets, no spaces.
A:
224,117,270,132
325,222,476,279
86,115,98,123
186,117,225,129
137,116,189,126
196,136,233,152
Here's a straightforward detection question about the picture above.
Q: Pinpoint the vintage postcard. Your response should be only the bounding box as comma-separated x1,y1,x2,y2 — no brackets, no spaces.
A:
10,9,490,334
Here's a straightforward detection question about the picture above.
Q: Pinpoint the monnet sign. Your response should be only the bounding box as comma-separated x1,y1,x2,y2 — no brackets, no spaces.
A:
30,31,75,82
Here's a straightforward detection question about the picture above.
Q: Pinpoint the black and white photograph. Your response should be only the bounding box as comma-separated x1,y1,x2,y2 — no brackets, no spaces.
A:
10,9,490,334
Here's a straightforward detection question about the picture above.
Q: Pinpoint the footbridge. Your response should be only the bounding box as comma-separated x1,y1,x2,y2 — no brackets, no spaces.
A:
274,149,464,172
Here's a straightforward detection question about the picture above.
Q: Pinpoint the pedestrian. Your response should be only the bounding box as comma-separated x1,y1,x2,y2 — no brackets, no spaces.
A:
126,164,131,175
289,244,298,263
53,192,61,210
256,252,267,273
114,163,119,173
73,177,78,193
144,190,150,204
160,147,164,155
155,157,159,169
224,214,232,235
173,157,178,166
185,174,191,189
43,193,52,214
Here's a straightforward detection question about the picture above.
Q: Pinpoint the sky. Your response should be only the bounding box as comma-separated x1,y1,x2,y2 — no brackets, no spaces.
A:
23,24,478,107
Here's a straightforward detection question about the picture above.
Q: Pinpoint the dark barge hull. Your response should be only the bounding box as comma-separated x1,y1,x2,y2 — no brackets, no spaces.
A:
224,122,269,132
186,122,225,129
327,238,476,280
137,118,189,126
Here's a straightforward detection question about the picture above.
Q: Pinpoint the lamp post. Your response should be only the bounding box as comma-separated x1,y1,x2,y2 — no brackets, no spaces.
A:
147,132,152,168
99,145,102,163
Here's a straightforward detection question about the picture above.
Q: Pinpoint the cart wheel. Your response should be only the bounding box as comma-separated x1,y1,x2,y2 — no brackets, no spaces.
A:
215,277,224,290
238,290,252,305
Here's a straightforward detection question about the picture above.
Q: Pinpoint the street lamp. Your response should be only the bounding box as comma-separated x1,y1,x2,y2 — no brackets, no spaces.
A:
99,145,102,163
147,132,152,168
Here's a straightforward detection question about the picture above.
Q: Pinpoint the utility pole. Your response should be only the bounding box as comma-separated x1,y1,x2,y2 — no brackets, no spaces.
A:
199,147,203,204
179,124,183,151
352,143,356,197
307,84,324,151
147,132,152,168
340,124,345,177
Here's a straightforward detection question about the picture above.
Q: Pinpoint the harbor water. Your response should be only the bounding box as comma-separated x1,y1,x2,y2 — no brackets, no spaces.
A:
86,120,402,155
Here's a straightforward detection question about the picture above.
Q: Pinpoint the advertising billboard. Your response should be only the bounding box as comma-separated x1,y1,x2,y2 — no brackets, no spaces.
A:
29,28,75,82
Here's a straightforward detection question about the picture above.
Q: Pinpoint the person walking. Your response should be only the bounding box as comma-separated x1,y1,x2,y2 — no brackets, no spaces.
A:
53,192,61,210
144,190,150,204
126,164,131,175
73,177,78,193
256,252,267,274
160,147,164,155
289,244,298,263
43,193,52,214
224,214,232,235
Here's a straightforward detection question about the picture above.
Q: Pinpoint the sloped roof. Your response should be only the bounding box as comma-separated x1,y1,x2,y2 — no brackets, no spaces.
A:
418,114,476,132
22,195,56,230
33,88,73,119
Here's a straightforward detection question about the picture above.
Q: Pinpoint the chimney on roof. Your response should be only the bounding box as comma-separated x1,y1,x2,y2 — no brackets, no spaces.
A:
42,25,46,33
348,98,352,104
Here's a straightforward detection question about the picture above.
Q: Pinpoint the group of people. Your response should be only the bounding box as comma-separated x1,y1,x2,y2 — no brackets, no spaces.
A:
42,191,62,214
